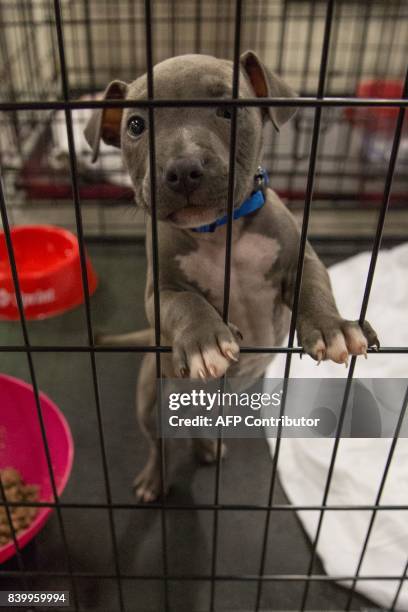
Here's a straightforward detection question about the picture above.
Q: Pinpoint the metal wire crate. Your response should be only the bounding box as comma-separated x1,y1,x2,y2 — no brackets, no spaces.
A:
0,1,407,611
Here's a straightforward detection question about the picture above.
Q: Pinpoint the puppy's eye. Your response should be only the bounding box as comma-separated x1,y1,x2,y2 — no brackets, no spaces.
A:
127,116,146,137
216,107,232,120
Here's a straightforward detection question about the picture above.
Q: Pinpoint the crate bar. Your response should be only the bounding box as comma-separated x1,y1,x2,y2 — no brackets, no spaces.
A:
299,360,366,609
300,66,408,612
0,345,407,354
359,68,408,322
345,385,408,609
269,0,288,175
0,500,408,512
286,0,317,202
313,0,342,194
91,0,109,244
210,1,243,609
334,1,372,197
0,569,406,582
3,10,408,29
144,0,170,609
255,1,336,610
391,556,408,611
52,1,124,609
0,177,77,607
47,0,59,86
1,96,408,112
344,67,408,610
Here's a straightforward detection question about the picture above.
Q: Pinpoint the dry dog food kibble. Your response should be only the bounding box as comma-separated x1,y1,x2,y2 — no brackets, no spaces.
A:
0,468,39,546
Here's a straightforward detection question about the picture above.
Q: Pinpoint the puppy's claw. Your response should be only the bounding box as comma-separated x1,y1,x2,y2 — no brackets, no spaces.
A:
207,365,217,378
226,350,239,363
338,351,349,367
179,367,188,378
198,368,206,380
316,349,325,365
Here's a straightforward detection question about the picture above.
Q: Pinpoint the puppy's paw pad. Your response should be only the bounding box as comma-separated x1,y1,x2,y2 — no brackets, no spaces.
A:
304,329,350,366
325,332,349,365
301,318,380,366
188,350,228,379
342,322,368,356
341,319,380,356
174,322,240,380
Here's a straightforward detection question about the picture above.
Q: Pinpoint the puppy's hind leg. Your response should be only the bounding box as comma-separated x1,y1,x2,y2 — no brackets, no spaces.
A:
133,354,167,503
193,438,227,465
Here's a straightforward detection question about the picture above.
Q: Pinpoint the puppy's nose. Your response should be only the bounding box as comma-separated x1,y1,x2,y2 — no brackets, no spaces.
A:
165,158,204,194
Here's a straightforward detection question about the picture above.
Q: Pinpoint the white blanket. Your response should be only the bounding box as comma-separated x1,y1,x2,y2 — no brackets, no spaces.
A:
51,99,132,186
265,243,408,610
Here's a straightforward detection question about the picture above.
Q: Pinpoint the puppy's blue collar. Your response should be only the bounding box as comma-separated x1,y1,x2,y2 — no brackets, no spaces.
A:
192,167,269,233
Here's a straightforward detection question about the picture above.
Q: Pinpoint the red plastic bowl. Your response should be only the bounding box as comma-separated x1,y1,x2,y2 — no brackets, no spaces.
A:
0,225,98,320
345,79,405,131
0,374,74,564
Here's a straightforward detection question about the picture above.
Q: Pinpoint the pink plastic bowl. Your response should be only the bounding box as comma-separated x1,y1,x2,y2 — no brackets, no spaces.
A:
0,225,98,320
0,374,74,564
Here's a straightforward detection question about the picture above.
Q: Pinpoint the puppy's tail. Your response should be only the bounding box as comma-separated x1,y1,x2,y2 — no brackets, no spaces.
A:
95,328,154,347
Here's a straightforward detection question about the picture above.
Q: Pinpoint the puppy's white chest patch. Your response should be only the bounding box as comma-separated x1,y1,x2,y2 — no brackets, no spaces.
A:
176,233,280,346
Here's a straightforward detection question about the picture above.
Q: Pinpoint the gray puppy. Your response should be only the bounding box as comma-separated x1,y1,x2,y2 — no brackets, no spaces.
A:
85,52,379,502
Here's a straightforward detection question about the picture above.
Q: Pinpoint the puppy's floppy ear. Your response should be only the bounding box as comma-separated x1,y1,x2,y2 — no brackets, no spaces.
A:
240,50,297,131
84,80,128,162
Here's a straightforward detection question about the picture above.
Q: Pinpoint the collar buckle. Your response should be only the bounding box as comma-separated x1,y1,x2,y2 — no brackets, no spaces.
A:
254,166,269,190
192,167,269,233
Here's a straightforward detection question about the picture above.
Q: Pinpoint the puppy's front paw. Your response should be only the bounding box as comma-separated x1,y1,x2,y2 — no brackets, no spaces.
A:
299,318,379,366
172,322,241,379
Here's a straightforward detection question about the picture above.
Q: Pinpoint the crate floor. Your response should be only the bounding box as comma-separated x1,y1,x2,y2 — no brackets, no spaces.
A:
0,243,377,611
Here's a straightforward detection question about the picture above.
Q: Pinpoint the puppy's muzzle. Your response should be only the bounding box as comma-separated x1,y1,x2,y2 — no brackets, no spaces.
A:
165,157,204,195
